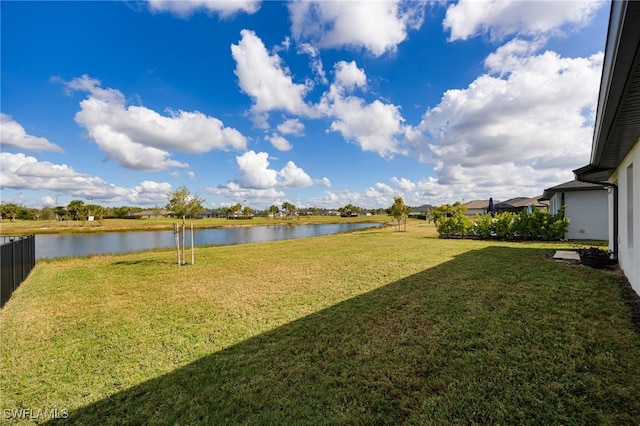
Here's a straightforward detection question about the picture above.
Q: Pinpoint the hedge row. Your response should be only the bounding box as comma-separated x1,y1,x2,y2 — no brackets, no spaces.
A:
437,208,569,241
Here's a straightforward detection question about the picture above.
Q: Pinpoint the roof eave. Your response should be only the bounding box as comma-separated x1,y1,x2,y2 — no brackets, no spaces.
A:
573,164,616,182
578,0,640,178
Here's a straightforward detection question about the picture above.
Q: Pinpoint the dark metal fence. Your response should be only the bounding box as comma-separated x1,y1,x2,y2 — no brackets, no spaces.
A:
1,235,36,308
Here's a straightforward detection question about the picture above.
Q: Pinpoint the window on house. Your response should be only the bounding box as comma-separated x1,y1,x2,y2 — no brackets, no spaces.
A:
628,164,634,248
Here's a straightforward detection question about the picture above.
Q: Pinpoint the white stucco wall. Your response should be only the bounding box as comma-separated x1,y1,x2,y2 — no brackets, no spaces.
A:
610,142,640,296
549,189,609,240
465,208,486,217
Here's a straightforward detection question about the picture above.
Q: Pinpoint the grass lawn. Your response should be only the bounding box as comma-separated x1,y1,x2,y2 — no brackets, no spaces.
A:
1,221,639,424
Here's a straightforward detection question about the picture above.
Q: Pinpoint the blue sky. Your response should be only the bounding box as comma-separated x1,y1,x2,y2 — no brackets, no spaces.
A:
1,0,609,210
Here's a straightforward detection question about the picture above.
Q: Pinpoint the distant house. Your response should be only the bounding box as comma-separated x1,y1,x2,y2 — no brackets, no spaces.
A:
573,0,639,296
411,204,432,214
409,204,431,219
131,209,174,219
539,180,608,240
463,200,496,217
197,210,219,218
492,201,521,214
462,197,547,217
502,196,548,212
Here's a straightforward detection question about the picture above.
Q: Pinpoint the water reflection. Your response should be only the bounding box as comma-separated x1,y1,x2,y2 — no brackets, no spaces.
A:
36,223,380,259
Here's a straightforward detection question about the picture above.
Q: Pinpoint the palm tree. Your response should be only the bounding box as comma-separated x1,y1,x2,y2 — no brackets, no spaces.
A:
268,205,279,218
281,202,296,218
242,206,253,218
67,200,86,221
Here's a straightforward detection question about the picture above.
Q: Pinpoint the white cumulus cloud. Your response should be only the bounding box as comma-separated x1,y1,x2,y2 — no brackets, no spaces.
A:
65,75,247,171
297,43,328,84
40,196,56,207
443,0,602,41
0,152,171,205
316,61,406,158
328,98,404,158
231,30,312,126
234,150,326,189
277,118,305,136
207,181,286,207
289,0,426,56
235,150,279,189
208,150,330,205
265,133,293,151
230,34,406,159
390,177,416,192
131,180,174,205
147,0,261,18
333,61,367,90
0,114,64,152
418,40,604,196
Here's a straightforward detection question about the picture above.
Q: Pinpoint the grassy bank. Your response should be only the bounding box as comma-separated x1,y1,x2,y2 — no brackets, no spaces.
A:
1,221,639,424
0,215,389,235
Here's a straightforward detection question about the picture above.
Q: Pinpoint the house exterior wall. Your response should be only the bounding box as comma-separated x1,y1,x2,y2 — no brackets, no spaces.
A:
548,194,563,216
609,142,640,295
465,208,487,217
548,190,608,240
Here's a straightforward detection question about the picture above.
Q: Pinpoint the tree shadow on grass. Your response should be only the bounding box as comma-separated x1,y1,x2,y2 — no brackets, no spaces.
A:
51,247,640,425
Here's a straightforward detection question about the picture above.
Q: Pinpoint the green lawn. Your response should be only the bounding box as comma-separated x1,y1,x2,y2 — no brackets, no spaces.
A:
1,221,639,424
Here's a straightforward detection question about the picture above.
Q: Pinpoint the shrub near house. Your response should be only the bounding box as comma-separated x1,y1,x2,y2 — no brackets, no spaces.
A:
437,207,569,241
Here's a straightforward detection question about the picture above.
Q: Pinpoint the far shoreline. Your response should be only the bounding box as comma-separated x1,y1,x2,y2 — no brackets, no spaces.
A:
0,215,392,235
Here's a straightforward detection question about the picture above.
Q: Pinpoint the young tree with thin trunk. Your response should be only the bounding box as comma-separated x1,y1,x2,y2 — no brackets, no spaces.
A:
389,196,411,231
166,185,205,219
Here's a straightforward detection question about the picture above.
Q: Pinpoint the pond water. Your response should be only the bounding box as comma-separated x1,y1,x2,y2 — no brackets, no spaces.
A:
35,223,381,260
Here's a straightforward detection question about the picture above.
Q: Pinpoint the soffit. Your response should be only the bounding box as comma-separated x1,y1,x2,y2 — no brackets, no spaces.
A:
591,0,640,171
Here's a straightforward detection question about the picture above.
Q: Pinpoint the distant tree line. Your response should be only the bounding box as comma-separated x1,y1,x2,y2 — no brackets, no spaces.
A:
1,188,411,223
0,201,149,222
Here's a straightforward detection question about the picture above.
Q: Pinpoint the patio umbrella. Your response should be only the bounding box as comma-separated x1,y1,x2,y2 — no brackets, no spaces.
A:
488,197,495,217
